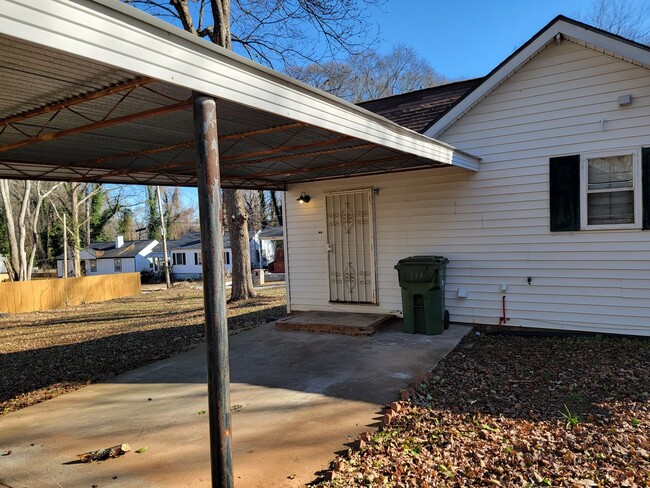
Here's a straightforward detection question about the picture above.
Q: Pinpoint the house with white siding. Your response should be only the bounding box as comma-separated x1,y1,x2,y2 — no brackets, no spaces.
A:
0,253,8,281
283,16,650,336
253,226,283,269
56,236,158,278
151,232,233,279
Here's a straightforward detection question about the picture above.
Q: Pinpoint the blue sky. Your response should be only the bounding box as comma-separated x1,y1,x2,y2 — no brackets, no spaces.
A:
369,0,640,79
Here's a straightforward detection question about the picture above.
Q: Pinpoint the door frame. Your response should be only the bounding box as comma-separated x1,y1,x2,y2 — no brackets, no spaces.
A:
323,188,378,305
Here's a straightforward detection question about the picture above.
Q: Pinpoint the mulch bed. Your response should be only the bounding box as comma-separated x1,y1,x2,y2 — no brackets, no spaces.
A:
0,285,286,415
318,331,650,487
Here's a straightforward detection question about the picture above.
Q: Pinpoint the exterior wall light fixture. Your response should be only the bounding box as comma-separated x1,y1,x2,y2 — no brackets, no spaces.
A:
297,192,311,204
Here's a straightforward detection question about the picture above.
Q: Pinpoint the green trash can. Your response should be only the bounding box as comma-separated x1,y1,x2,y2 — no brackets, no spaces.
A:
394,256,449,335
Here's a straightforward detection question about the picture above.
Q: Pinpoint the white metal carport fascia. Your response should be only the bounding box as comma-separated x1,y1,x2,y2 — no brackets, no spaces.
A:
1,0,479,174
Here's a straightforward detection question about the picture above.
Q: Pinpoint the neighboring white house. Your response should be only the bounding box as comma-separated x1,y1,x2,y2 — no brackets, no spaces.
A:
56,236,158,278
251,226,283,269
0,253,7,281
151,232,233,280
284,16,650,336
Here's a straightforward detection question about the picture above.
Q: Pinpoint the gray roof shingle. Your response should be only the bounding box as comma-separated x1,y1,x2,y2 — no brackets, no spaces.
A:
357,78,484,133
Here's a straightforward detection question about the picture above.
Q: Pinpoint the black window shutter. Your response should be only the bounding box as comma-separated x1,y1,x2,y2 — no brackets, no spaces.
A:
549,155,580,232
643,148,650,230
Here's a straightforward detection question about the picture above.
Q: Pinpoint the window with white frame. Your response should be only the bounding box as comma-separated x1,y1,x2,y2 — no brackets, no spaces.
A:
173,252,186,266
89,259,97,272
581,151,641,229
114,258,122,272
194,252,202,265
224,251,230,265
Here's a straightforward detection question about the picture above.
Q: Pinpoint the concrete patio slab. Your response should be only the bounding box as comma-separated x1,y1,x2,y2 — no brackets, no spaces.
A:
0,322,470,487
275,311,393,335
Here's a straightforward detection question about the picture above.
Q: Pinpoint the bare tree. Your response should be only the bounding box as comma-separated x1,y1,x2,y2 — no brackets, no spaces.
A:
161,187,197,239
287,45,448,102
125,0,381,69
125,0,384,300
50,183,104,277
583,0,650,44
0,179,61,280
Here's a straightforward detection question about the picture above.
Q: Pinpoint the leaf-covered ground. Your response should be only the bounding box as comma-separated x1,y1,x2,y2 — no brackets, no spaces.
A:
0,284,286,415
319,332,650,487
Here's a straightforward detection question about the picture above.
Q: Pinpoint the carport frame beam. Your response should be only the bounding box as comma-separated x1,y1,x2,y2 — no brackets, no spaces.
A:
193,93,233,488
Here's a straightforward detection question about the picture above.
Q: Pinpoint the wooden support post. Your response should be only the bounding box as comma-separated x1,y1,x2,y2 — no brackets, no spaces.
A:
193,93,233,488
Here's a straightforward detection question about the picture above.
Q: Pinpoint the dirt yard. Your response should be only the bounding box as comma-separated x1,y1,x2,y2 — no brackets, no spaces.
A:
318,332,650,487
0,284,286,415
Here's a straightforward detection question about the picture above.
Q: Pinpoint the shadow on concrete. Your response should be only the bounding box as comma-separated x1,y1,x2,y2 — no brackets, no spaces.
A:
1,305,287,407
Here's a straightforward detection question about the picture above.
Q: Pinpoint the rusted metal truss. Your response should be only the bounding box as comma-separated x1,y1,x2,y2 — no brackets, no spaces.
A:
0,100,192,153
0,77,154,127
0,73,423,187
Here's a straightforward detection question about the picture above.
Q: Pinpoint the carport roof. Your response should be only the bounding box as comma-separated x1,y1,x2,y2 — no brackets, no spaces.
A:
0,0,479,190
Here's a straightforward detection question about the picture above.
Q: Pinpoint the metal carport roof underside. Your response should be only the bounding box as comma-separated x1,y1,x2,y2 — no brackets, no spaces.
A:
0,0,478,191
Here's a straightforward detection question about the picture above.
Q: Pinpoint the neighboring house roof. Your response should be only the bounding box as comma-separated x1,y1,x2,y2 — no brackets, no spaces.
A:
153,232,231,253
56,240,156,260
358,78,484,133
425,15,650,138
258,227,284,240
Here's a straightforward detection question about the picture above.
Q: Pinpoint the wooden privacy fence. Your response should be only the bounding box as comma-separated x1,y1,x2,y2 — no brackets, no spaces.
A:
0,273,141,314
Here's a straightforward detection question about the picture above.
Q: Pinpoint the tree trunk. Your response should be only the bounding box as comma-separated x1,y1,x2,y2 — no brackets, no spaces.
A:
0,179,31,281
0,179,20,281
85,188,91,247
17,181,30,281
68,184,82,277
223,188,256,301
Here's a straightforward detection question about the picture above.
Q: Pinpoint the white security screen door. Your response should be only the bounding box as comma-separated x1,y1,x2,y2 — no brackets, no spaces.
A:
325,189,376,303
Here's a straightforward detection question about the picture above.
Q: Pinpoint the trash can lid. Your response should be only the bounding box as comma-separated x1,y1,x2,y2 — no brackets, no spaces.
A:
394,255,449,267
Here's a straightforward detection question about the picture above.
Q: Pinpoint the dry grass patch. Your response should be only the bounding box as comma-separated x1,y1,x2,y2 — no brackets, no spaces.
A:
0,285,286,414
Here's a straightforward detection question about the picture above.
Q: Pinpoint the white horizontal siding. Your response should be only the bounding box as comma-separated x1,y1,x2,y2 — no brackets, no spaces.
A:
95,257,136,274
286,40,650,336
171,250,203,279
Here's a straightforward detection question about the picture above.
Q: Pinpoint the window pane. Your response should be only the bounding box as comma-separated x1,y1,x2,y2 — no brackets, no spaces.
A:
588,155,633,190
587,190,634,225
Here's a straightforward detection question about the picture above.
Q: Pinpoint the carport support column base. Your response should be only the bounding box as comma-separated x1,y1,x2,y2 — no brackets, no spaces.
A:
193,92,233,488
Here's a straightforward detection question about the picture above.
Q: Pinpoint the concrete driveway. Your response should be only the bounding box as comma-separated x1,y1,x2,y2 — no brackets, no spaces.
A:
0,322,469,487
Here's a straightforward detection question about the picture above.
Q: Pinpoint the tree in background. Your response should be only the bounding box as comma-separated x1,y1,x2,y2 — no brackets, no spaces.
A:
287,45,448,103
0,180,61,280
163,187,197,238
246,190,282,232
50,183,103,278
88,184,121,244
117,208,136,241
270,191,282,227
145,186,161,240
124,0,384,300
143,186,197,241
126,0,381,68
583,0,650,44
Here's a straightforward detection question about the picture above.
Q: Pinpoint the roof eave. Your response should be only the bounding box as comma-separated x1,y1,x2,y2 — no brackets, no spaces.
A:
0,0,479,172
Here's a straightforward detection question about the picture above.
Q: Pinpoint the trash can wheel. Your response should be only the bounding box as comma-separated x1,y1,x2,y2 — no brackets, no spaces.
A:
444,310,450,330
